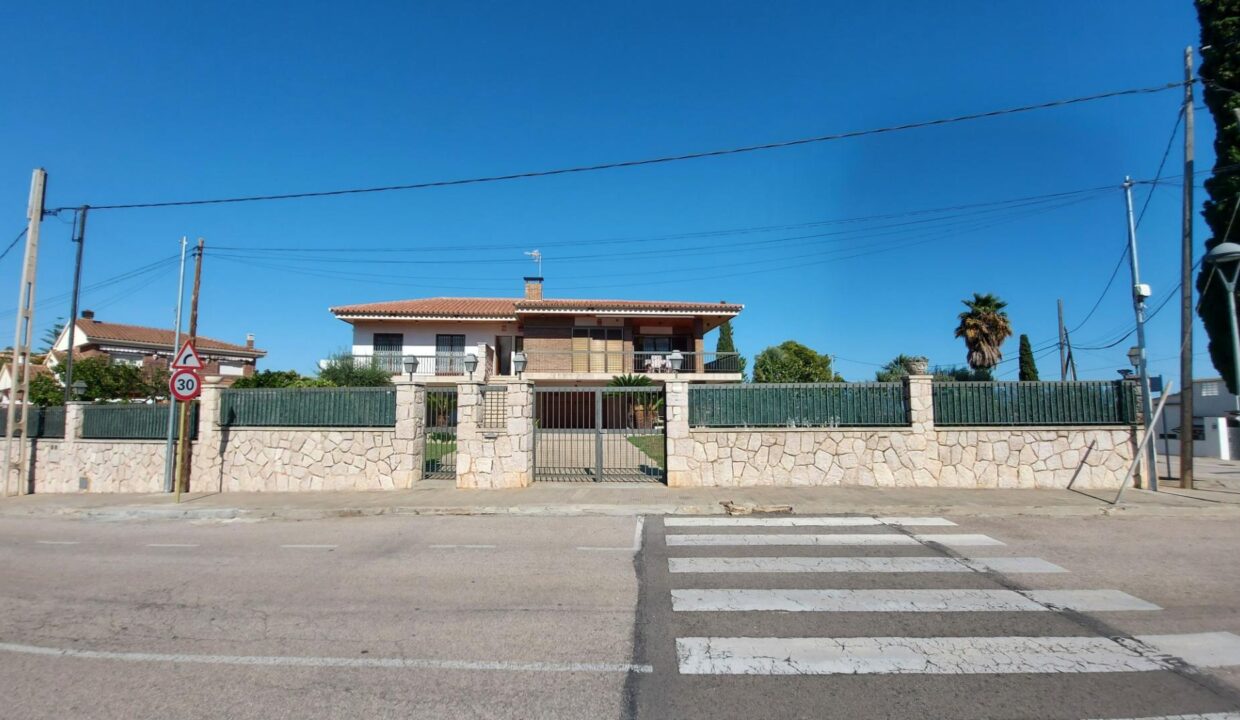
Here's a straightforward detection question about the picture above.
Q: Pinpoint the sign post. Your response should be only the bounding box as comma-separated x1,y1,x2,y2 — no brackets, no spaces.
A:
170,342,203,503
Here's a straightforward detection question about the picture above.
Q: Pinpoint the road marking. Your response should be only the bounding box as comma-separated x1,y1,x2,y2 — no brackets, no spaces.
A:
665,517,956,527
34,541,79,545
1087,715,1240,720
279,544,338,549
429,544,496,549
0,640,653,674
675,632,1240,675
146,544,199,548
578,516,646,552
668,556,1066,574
670,588,1159,613
665,533,1003,547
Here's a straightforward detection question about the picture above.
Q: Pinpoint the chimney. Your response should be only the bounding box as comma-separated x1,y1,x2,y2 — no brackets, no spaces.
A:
524,276,544,301
246,333,255,349
80,309,94,320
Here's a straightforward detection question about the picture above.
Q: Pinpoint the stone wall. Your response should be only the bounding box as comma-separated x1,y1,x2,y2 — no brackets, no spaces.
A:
456,381,533,489
31,439,169,493
208,428,406,492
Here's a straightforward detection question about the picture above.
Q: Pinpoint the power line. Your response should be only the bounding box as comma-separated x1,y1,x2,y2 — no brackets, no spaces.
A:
0,228,27,263
66,81,1184,212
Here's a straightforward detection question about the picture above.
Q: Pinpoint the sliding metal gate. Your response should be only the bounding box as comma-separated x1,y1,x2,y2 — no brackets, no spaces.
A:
424,388,457,479
534,387,665,483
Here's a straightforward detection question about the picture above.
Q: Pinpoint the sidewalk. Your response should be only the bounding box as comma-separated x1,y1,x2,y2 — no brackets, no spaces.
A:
2,478,1239,522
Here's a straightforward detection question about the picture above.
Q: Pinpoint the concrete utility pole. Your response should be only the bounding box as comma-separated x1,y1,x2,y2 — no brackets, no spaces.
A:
1123,177,1159,491
3,169,47,497
163,237,188,493
1180,46,1196,490
175,238,204,495
1058,299,1068,381
63,205,89,402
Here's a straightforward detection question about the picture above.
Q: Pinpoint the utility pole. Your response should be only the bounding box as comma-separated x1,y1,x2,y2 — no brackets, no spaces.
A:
63,205,89,402
1180,46,1196,490
175,238,204,495
1123,177,1159,491
163,237,188,493
3,169,47,497
1057,299,1068,381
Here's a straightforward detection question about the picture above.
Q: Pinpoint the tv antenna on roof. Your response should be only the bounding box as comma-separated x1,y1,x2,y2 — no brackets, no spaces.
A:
524,249,542,276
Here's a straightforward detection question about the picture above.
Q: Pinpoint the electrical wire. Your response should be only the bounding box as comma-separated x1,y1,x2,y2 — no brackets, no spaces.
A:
0,228,28,263
61,81,1185,211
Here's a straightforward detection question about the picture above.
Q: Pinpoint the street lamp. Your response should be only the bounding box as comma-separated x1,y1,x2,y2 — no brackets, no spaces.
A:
402,356,419,380
1127,346,1141,370
1206,241,1240,413
668,350,684,374
512,351,527,378
71,380,87,399
464,353,479,380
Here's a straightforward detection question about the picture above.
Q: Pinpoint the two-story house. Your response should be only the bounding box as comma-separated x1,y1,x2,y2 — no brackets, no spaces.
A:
329,277,743,384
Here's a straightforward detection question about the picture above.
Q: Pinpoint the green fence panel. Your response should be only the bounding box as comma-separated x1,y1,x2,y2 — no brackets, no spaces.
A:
81,404,198,439
689,383,908,427
220,387,397,427
932,380,1138,426
0,407,66,438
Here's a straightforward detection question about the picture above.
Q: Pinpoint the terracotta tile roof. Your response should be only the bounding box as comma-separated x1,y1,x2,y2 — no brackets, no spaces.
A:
331,297,742,318
76,319,265,356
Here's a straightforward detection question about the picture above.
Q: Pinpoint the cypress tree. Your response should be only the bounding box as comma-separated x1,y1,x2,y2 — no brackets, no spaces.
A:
1018,334,1039,381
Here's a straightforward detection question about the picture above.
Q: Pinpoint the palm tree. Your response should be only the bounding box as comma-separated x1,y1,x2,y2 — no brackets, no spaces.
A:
954,293,1013,371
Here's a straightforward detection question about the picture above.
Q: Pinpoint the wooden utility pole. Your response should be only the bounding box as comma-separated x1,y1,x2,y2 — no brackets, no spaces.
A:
1180,46,1196,490
1057,299,1068,381
64,205,89,402
3,169,47,497
175,238,204,495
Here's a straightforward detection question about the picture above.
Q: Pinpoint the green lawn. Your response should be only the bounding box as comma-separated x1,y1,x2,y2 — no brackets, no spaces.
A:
627,435,665,466
425,439,456,464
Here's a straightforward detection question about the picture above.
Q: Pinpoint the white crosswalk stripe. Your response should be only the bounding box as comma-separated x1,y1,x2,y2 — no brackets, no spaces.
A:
665,532,1004,547
664,516,957,527
668,556,1066,574
670,588,1160,613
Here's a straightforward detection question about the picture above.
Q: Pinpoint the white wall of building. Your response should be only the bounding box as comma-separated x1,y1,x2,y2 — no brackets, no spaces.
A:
349,320,514,358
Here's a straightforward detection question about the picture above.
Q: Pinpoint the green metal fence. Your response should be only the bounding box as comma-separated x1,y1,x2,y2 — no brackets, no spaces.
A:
220,387,397,427
0,407,66,438
932,380,1139,426
82,404,198,439
689,383,909,428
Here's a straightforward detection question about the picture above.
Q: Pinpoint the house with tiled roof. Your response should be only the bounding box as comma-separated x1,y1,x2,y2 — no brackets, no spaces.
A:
47,310,266,378
329,277,743,383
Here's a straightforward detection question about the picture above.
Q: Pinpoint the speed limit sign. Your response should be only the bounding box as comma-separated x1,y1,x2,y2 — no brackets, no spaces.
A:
169,369,202,401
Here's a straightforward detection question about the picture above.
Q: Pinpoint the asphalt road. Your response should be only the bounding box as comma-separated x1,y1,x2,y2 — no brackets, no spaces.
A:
2,513,1240,719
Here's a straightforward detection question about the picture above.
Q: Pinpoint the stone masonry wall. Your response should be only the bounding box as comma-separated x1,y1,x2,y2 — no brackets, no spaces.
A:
209,428,405,492
31,439,169,493
456,381,533,489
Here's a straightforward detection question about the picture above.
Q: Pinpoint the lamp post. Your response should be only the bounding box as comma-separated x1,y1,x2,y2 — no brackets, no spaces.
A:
1205,241,1240,415
512,351,527,378
70,380,87,400
464,353,479,381
402,356,419,381
669,350,684,376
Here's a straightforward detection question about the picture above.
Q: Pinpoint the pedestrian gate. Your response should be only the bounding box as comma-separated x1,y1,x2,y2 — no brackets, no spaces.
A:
424,388,457,479
534,387,666,483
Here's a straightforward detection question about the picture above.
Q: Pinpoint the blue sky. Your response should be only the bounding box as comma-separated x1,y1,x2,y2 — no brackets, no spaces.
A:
0,1,1216,381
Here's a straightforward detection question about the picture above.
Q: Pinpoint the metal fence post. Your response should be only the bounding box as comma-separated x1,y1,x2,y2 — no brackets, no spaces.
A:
594,388,604,482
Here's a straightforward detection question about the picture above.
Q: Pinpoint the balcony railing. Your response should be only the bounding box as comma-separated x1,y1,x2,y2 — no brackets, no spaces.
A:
517,350,743,375
348,352,475,377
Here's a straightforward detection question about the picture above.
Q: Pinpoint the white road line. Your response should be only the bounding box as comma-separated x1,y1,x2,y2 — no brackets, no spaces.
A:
429,544,496,549
1086,714,1240,720
579,516,646,552
145,544,199,548
0,640,652,674
34,541,79,545
665,517,956,527
675,632,1240,675
279,544,338,549
665,533,1003,547
668,557,1066,574
670,589,1159,613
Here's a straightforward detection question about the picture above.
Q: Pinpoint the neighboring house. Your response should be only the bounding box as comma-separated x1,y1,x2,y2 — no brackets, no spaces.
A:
329,277,743,383
0,361,54,405
1159,377,1240,459
46,310,266,378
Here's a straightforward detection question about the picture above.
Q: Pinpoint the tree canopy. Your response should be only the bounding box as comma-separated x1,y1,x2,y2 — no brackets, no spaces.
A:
954,293,1013,371
1018,334,1040,381
752,341,842,383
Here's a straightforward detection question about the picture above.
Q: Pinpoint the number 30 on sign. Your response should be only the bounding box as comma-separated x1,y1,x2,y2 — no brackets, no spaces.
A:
169,369,202,401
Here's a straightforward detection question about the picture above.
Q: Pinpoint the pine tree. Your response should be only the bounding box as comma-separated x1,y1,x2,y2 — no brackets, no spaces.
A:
715,316,747,376
1018,334,1039,381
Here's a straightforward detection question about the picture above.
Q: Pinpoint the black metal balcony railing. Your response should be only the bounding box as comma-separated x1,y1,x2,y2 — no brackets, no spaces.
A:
517,350,742,375
349,352,473,377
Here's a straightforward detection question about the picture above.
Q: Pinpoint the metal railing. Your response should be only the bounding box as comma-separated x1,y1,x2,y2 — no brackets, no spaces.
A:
518,350,742,375
220,387,397,427
480,386,507,429
348,352,477,377
0,406,66,438
932,380,1139,426
689,383,909,428
82,404,198,439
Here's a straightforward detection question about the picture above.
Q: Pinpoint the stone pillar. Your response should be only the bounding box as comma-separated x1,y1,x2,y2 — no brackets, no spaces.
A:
455,381,483,488
394,380,426,487
190,375,230,492
62,401,87,492
501,380,534,488
906,375,934,430
904,375,942,486
665,380,693,487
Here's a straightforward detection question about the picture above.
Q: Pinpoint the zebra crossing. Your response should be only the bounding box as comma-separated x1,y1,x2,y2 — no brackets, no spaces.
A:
630,514,1240,720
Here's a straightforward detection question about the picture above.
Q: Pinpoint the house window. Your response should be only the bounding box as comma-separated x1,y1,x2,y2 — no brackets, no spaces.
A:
436,334,466,375
372,333,404,374
635,335,694,372
1201,382,1220,397
572,328,623,372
